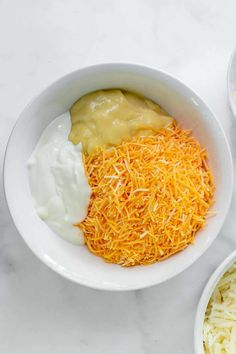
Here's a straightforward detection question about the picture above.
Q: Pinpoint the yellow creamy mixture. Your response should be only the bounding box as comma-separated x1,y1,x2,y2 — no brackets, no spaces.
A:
69,89,174,153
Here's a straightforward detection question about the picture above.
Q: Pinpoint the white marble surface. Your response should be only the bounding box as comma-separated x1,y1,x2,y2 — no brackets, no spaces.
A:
0,1,236,353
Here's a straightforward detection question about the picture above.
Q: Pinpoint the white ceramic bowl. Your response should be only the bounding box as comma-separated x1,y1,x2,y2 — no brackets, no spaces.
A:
4,63,233,291
227,47,236,118
194,250,236,354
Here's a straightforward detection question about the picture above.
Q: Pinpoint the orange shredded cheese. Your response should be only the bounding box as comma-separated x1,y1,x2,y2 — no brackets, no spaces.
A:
77,125,215,267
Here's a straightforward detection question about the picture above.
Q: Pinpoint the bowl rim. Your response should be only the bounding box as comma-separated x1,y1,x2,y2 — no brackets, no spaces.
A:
227,46,236,118
3,62,234,290
194,249,236,354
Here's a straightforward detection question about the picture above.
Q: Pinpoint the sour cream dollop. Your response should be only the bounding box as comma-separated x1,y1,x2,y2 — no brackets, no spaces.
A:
27,112,91,244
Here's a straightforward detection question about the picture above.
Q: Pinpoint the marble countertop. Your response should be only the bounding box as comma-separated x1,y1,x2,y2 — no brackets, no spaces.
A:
0,1,236,353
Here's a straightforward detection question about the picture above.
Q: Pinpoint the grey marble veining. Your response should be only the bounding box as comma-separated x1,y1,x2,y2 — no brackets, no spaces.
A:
0,0,236,353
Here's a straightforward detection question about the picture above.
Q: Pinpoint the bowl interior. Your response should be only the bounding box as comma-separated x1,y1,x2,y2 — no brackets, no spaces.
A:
4,64,233,290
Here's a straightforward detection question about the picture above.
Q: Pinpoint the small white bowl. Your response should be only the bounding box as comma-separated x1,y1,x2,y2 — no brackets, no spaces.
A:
194,249,236,354
4,63,233,291
227,47,236,118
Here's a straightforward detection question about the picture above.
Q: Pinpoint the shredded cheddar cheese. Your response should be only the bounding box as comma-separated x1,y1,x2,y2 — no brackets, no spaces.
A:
77,125,214,267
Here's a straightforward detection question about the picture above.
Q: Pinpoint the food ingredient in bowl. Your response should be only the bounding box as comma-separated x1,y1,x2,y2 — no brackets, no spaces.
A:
69,89,174,153
203,262,236,354
78,125,214,266
28,113,91,244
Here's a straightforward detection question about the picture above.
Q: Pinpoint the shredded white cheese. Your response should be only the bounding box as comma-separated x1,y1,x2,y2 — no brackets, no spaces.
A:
203,262,236,354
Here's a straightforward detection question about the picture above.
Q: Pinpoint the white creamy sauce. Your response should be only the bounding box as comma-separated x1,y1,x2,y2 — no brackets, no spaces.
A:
28,112,91,244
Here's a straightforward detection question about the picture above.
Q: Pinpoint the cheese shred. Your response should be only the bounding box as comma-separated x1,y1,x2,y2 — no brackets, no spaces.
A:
77,125,214,267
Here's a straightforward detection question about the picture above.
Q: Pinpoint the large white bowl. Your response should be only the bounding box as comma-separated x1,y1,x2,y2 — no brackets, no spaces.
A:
4,63,233,291
194,250,236,354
